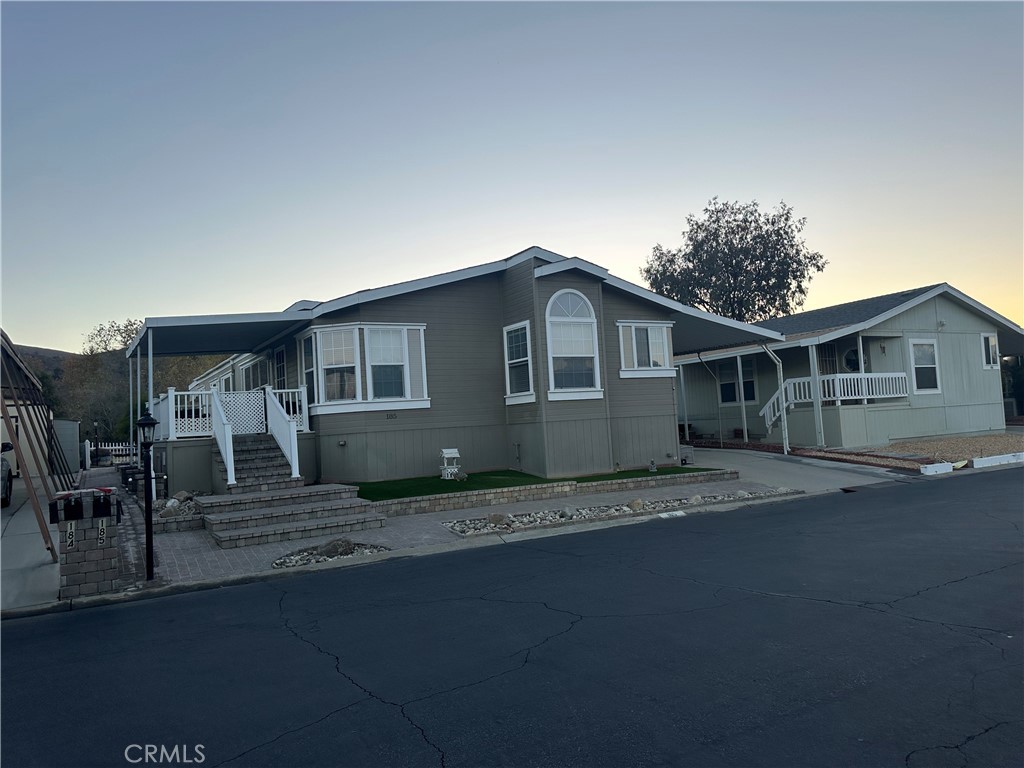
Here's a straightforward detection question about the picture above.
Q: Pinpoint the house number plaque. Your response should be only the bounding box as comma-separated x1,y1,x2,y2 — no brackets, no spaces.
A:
98,517,107,546
385,413,398,420
65,520,76,550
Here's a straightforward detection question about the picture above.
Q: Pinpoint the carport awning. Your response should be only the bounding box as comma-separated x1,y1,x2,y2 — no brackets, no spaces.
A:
669,307,783,356
125,310,312,358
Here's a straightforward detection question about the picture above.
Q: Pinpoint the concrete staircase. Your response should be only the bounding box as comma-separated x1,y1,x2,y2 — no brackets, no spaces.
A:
200,434,384,549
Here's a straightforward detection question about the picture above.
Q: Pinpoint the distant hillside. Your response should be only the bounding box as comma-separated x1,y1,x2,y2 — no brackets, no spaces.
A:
14,345,79,384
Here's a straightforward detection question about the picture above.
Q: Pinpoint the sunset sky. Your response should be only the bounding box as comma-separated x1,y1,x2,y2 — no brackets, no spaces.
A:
3,1,1021,353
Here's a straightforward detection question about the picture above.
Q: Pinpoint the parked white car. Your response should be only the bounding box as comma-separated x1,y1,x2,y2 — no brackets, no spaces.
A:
1,441,13,507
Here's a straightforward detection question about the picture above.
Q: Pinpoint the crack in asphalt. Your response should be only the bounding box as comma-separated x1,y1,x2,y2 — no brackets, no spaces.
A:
904,720,1021,767
211,696,371,767
981,509,1022,534
863,560,1024,608
274,591,449,767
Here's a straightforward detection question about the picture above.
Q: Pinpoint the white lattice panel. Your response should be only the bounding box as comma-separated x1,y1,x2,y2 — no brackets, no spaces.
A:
174,393,213,437
220,391,267,435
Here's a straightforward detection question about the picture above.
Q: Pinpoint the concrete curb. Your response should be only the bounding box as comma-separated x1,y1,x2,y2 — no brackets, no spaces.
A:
968,452,1024,469
0,489,805,620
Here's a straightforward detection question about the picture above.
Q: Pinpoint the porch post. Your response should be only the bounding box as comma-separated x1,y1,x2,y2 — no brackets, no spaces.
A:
678,366,689,441
808,344,825,448
857,333,867,405
128,355,134,464
736,355,748,443
147,329,155,500
166,388,177,440
136,344,142,464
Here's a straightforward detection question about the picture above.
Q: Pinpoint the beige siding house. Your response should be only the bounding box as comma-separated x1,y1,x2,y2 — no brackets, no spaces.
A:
128,247,779,494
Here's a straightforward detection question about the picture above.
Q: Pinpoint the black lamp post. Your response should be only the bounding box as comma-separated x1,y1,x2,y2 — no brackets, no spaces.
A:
137,408,158,581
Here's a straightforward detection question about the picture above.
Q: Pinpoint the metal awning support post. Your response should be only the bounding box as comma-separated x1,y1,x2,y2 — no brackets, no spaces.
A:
678,365,689,441
857,333,867,405
763,345,789,455
808,344,825,448
736,355,748,443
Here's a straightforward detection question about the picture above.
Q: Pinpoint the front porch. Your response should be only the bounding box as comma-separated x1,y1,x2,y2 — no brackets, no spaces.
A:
758,371,910,448
150,386,311,492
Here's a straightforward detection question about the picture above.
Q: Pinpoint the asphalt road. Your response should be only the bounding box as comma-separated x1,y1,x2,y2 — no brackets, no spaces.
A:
2,469,1022,768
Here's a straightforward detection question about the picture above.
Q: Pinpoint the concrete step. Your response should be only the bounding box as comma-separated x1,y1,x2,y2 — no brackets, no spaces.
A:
194,484,360,514
203,497,372,531
210,511,385,549
229,477,306,494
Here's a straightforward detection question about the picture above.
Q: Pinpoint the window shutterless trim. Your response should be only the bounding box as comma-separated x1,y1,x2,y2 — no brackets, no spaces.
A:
545,289,602,398
616,321,674,377
503,320,535,404
908,337,941,394
547,389,605,401
310,398,431,416
981,333,1000,370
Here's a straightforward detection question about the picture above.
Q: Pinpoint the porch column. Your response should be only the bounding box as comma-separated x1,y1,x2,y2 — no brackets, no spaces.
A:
147,328,155,500
736,355,748,443
678,366,689,441
128,355,134,464
857,333,867,405
166,388,177,440
136,343,142,462
808,344,825,448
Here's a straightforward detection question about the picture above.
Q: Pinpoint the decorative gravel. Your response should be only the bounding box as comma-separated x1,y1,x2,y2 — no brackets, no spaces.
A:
873,433,1024,463
272,539,390,568
443,489,794,536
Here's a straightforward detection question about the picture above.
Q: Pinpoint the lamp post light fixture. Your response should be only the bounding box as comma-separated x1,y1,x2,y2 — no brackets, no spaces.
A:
137,408,158,581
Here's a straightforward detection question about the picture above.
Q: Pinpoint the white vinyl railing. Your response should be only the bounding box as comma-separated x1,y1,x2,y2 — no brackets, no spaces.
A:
273,388,309,433
759,372,909,432
165,388,213,439
266,389,300,479
210,389,236,487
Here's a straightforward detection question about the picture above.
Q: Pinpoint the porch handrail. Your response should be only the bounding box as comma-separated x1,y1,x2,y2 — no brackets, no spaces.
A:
265,388,301,479
273,388,309,432
151,394,170,441
759,372,909,432
210,389,236,487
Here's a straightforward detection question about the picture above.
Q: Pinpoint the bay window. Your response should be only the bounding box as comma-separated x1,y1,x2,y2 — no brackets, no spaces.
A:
299,324,428,414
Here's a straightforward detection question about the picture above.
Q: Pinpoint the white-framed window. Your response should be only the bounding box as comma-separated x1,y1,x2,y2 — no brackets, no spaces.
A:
546,289,602,401
218,372,233,392
982,333,1000,370
274,347,287,390
718,359,756,404
303,324,428,415
503,321,535,405
240,359,266,391
909,338,941,394
367,327,408,399
617,321,674,378
320,328,359,402
301,335,317,403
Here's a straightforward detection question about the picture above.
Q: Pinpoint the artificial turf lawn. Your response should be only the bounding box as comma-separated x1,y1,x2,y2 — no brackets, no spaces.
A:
353,466,711,501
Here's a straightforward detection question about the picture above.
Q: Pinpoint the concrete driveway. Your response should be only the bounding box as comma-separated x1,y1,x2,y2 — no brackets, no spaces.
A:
692,447,898,492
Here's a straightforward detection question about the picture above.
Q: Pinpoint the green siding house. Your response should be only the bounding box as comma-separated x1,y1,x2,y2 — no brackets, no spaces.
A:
127,247,778,495
676,284,1024,450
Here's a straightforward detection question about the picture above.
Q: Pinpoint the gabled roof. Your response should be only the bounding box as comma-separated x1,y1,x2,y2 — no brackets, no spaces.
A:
126,246,782,358
756,285,941,336
676,282,1024,363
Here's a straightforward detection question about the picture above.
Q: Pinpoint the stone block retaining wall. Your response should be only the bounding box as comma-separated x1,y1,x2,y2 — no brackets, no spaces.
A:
371,470,737,518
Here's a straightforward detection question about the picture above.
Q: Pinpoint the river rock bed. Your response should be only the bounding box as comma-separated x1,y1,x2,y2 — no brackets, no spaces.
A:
272,538,390,568
443,488,794,536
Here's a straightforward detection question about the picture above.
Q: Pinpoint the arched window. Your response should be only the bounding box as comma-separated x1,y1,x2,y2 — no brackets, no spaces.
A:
546,289,602,400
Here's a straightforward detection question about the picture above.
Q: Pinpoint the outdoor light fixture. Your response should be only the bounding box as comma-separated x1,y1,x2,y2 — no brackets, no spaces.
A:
137,408,158,581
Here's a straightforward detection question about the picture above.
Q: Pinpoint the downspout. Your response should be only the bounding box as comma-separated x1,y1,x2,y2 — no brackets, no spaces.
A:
763,344,789,455
696,351,724,448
